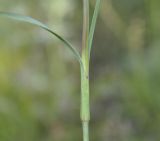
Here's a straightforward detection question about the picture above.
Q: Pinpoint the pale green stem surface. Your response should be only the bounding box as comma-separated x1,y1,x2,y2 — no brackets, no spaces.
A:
82,121,89,141
81,0,90,141
81,67,90,141
81,68,90,121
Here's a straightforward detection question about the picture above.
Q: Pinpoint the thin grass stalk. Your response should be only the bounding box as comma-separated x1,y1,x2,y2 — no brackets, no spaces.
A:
81,0,90,141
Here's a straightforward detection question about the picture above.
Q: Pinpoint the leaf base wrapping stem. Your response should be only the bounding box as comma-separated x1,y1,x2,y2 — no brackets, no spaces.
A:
81,67,90,141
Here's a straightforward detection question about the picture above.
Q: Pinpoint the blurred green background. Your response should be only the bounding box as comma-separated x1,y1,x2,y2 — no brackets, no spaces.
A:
0,0,160,141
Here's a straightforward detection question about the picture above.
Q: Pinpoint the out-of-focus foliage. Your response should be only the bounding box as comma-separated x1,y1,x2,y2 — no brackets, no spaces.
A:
0,0,160,141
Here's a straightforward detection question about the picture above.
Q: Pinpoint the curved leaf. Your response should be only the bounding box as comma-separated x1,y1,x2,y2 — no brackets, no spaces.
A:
0,11,83,67
88,0,101,59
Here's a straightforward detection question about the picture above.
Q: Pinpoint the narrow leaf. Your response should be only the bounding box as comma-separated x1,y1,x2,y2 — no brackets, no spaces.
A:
88,0,101,59
0,12,83,67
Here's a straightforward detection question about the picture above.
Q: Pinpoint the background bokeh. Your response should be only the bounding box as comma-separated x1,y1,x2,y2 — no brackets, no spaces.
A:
0,0,160,141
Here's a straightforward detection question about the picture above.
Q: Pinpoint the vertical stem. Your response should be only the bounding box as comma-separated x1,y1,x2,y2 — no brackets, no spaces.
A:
83,121,89,141
81,67,90,120
82,0,89,55
81,1,90,141
81,68,90,141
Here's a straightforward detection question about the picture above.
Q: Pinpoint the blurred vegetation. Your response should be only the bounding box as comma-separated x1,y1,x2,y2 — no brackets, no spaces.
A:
0,0,160,141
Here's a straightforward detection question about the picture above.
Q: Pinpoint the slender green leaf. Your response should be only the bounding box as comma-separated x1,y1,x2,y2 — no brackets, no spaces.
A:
0,11,83,67
88,0,101,59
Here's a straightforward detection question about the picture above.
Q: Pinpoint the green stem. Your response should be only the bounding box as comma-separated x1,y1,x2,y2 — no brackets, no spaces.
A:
81,68,90,121
82,0,89,62
81,0,90,141
81,67,90,141
82,121,89,141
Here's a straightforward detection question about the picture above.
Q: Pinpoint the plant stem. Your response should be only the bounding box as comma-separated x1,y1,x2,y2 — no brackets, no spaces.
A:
81,0,90,141
81,67,90,141
82,0,89,55
82,121,89,141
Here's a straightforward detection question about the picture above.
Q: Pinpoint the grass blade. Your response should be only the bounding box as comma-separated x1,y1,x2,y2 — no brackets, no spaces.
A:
88,0,101,59
0,11,83,66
